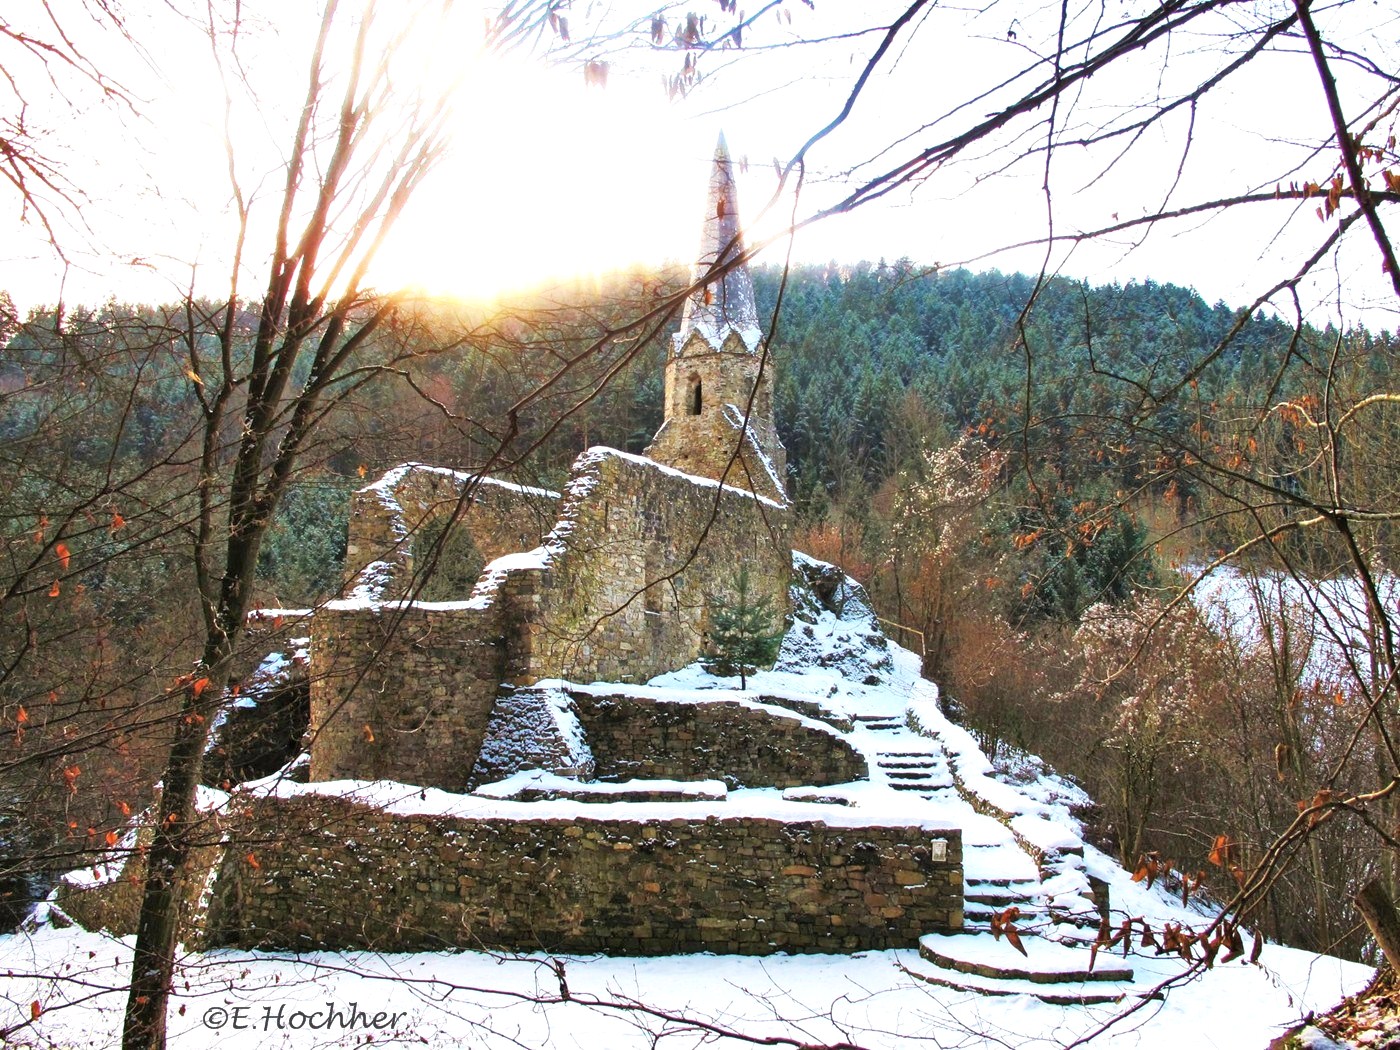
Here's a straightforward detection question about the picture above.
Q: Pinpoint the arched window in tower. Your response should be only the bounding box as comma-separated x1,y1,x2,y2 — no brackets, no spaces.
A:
688,376,703,416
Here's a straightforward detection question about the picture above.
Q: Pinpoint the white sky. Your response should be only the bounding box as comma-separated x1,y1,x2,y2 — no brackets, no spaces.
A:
4,0,1398,329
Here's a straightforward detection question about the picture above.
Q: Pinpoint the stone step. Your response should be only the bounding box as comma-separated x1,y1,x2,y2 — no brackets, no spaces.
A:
877,759,941,770
898,958,1130,1007
884,770,937,781
918,933,1134,985
963,845,1042,885
964,877,1042,891
968,890,1047,907
889,781,954,792
878,750,940,758
855,716,902,729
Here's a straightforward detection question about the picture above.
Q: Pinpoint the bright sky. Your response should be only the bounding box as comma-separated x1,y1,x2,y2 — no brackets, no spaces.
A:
5,0,1397,329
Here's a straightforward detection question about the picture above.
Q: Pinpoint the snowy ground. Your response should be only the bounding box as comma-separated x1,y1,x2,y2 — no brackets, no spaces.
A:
1,578,1373,1048
0,923,1369,1049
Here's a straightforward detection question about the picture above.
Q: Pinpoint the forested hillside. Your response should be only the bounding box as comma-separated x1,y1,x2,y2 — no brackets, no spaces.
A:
3,263,1398,962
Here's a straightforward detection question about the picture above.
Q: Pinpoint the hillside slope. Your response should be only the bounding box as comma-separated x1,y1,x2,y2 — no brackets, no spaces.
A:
3,559,1370,1048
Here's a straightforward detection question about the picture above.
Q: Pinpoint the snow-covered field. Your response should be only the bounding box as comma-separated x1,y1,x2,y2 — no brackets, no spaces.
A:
0,920,1368,1048
1,566,1373,1048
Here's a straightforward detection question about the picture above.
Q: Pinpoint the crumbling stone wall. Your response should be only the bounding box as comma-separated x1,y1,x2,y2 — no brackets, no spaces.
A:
207,793,963,955
309,602,504,791
57,812,225,946
511,447,791,685
342,466,558,599
571,689,867,788
311,450,791,791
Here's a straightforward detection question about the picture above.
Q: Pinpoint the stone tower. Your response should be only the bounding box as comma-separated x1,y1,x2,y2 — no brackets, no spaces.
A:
645,134,788,504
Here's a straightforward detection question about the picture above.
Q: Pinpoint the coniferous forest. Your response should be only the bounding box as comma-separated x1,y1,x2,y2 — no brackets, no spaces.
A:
3,261,1398,963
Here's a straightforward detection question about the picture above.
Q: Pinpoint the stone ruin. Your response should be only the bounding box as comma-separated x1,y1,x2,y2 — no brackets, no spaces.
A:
57,136,965,958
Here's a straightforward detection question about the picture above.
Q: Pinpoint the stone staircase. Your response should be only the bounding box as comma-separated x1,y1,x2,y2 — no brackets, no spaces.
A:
874,750,954,796
854,713,904,733
901,932,1138,1006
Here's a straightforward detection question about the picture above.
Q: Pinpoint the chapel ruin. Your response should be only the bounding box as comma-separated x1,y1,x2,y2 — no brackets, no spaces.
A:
58,136,967,959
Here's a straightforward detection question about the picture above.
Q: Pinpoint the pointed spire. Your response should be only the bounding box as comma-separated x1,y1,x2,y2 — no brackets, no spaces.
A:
677,133,761,354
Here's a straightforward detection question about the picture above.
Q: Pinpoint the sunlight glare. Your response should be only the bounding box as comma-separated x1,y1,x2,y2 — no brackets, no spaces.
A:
371,49,705,300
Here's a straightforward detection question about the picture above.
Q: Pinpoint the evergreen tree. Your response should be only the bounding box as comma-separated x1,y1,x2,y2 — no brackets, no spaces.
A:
705,568,784,690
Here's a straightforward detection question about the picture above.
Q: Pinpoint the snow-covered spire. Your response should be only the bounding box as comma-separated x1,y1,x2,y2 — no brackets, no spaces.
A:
677,132,762,355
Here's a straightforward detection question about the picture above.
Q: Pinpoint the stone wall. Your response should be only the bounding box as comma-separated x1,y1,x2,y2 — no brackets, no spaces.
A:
206,793,962,955
513,447,791,685
342,466,559,599
57,813,225,946
309,602,504,791
311,450,791,792
571,689,867,788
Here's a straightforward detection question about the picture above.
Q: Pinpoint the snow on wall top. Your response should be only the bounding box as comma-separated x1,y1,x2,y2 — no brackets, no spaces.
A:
357,463,560,546
250,776,961,833
571,446,786,510
721,403,786,497
359,462,559,502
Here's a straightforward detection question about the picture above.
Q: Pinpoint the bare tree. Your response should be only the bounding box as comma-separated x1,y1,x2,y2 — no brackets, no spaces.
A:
1,2,138,247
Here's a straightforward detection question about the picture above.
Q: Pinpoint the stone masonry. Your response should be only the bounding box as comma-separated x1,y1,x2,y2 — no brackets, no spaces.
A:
571,688,866,788
205,792,962,955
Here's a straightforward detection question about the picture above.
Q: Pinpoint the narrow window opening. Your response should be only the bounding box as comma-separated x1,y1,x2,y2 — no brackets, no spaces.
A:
688,378,703,416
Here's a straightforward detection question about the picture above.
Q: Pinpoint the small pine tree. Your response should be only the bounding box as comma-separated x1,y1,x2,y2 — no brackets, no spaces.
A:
705,567,784,690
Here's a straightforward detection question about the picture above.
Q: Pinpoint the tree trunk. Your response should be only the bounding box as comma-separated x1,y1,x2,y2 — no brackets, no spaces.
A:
1355,878,1400,972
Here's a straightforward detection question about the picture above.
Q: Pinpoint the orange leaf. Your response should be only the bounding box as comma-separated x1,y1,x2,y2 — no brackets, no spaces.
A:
48,580,60,598
246,852,261,870
55,542,71,570
63,765,81,793
15,705,28,725
1208,834,1235,867
1004,925,1027,957
105,830,118,847
1222,926,1245,963
117,800,131,817
191,677,210,699
31,1000,41,1020
110,511,125,532
357,464,368,478
362,723,375,743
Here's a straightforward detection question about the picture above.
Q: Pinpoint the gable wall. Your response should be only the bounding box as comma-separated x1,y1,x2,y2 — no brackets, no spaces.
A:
343,467,558,599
